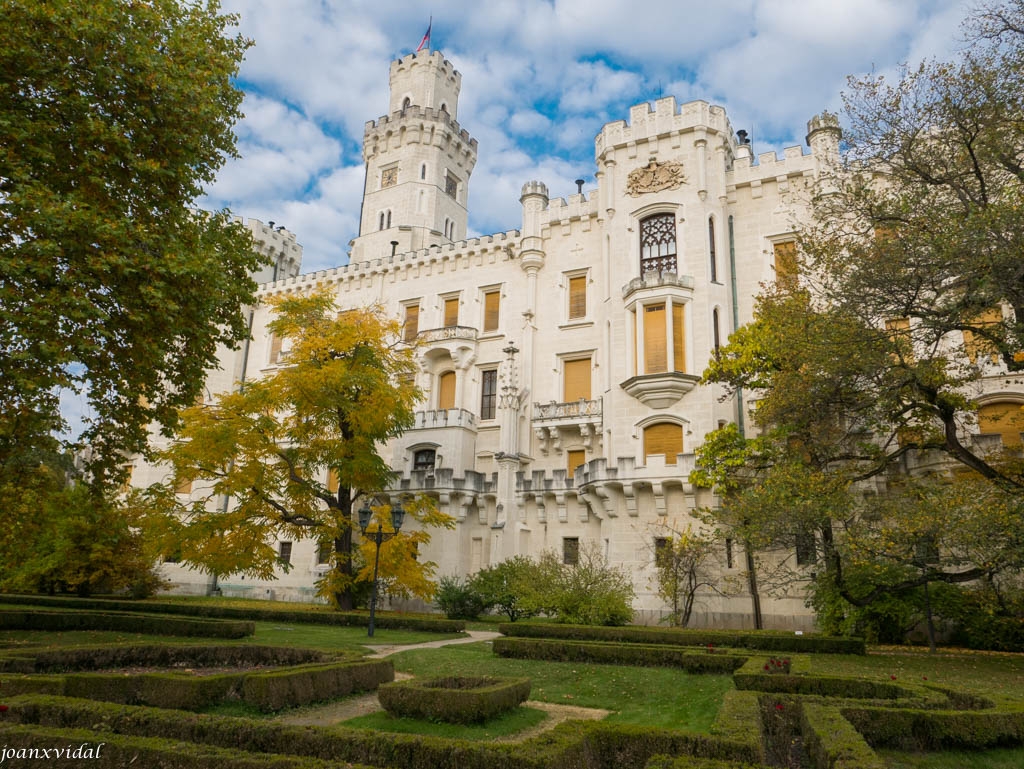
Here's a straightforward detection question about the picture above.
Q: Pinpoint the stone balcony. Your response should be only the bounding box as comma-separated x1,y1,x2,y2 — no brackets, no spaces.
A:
417,325,478,344
532,397,602,454
412,407,477,430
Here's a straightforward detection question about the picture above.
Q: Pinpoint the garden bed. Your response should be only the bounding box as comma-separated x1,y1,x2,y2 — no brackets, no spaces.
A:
378,675,532,724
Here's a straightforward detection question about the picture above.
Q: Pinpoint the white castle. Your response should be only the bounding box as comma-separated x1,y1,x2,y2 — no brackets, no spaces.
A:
134,51,1024,628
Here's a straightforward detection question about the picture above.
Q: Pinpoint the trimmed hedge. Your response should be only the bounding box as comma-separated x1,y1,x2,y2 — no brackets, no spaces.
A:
0,643,330,674
0,724,371,769
3,694,764,769
378,675,531,723
840,705,1024,751
0,593,465,633
498,622,865,655
2,658,393,712
800,702,886,769
733,656,907,700
0,609,253,638
710,690,765,764
493,637,747,673
644,757,765,769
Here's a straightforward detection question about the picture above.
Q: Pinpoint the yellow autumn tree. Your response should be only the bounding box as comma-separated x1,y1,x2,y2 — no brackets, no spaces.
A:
141,291,452,609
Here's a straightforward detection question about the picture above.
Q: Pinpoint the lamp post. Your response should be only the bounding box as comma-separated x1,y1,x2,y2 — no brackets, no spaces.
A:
357,499,407,637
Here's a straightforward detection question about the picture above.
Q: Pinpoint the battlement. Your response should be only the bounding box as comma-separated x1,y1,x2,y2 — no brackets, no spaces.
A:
257,229,521,294
363,105,478,163
390,49,459,82
539,190,598,227
595,98,732,160
728,142,816,188
520,181,549,200
237,216,300,249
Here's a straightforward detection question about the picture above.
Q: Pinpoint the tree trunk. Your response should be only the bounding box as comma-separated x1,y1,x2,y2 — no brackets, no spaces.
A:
332,486,355,610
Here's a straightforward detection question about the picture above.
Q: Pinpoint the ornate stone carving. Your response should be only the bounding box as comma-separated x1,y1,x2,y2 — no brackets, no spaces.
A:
625,159,685,196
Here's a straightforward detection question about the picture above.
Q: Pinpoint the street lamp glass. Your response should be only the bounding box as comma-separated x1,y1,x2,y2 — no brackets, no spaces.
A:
391,504,406,532
357,504,373,532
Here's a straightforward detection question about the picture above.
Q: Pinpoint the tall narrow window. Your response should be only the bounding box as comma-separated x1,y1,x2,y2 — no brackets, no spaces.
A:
386,210,392,228
567,450,586,482
644,304,667,374
420,163,427,179
795,529,816,566
643,423,683,465
640,213,677,276
445,173,458,199
317,540,332,565
480,369,497,419
443,297,459,327
725,538,734,569
403,304,419,342
712,308,721,356
563,537,580,566
563,358,592,402
483,290,500,332
378,212,385,231
672,303,685,373
708,218,718,282
269,334,283,365
278,541,292,566
568,275,587,319
402,96,411,111
773,241,798,289
963,308,1002,364
437,371,456,410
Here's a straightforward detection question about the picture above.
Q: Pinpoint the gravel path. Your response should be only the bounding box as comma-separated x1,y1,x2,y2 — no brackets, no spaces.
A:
272,630,611,738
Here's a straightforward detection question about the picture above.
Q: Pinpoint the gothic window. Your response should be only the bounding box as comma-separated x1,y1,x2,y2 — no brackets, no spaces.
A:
713,308,721,356
402,96,411,111
480,369,497,419
640,213,677,276
420,163,427,180
413,448,436,472
708,217,718,282
378,212,385,231
386,210,392,228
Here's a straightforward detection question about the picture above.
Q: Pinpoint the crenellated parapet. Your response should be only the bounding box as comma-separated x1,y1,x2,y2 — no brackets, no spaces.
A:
538,191,599,230
256,230,520,295
595,98,733,162
363,104,478,160
233,216,303,283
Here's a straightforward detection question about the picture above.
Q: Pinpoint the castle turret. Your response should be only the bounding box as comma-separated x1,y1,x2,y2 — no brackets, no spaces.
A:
350,51,478,262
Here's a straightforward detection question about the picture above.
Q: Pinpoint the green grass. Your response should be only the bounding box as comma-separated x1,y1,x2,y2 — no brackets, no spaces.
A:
342,705,549,740
388,641,733,731
806,651,1024,704
880,747,1024,768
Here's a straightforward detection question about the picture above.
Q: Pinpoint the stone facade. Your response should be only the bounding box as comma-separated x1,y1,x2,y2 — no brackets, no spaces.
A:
133,50,1024,628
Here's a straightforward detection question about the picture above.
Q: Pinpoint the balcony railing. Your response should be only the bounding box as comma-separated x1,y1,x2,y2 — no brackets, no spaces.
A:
413,408,477,429
417,326,478,343
640,254,677,277
533,398,602,421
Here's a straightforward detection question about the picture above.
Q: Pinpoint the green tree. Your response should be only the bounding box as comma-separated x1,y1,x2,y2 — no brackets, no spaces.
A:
141,292,453,609
522,545,635,626
649,523,721,627
470,556,541,622
0,0,261,488
693,1,1024,632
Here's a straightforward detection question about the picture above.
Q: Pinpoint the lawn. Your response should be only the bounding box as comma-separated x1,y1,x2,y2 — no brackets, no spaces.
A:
388,640,734,731
343,705,549,740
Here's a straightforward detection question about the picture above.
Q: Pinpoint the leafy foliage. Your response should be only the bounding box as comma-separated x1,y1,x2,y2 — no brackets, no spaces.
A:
469,556,540,622
434,576,487,620
141,293,452,609
0,0,261,488
649,523,722,627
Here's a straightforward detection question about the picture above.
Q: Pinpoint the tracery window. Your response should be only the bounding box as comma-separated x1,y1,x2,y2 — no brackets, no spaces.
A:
640,213,677,276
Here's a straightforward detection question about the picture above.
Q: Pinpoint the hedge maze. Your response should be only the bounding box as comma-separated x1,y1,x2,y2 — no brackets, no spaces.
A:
1,602,1022,768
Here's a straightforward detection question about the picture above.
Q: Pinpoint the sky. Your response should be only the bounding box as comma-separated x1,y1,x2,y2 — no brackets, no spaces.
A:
198,0,971,275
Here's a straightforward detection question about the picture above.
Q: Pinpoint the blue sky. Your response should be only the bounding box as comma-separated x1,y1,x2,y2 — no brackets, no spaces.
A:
198,0,969,274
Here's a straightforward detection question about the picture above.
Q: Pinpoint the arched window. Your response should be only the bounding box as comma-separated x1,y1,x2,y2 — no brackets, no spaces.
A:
402,96,411,111
712,308,721,356
386,210,392,228
420,163,427,180
708,217,718,282
640,213,677,276
443,217,450,240
378,212,385,231
440,102,449,114
437,371,456,410
643,423,683,465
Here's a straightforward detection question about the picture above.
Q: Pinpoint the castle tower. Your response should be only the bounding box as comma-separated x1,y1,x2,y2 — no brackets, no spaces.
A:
350,51,478,262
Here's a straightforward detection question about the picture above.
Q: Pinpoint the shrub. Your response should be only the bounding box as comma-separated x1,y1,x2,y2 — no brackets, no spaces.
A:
536,545,635,626
0,609,253,638
470,556,539,622
378,675,531,723
492,637,746,673
241,659,393,711
840,706,1024,751
800,702,886,769
433,576,487,620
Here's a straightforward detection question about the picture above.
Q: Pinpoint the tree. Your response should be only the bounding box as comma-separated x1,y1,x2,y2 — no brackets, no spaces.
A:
0,0,261,489
649,523,721,627
525,545,635,626
470,556,541,622
141,292,453,609
693,1,1024,633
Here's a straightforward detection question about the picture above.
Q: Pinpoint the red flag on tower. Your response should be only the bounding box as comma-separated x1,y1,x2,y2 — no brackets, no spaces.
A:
416,18,431,52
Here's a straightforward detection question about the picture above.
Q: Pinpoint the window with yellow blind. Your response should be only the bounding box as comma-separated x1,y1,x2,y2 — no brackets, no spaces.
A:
644,304,667,373
567,449,586,482
885,317,913,362
443,297,459,327
175,477,193,495
963,308,1003,364
327,469,339,494
563,358,591,402
403,304,419,342
568,275,587,320
483,290,500,332
643,423,683,465
773,241,798,289
437,371,456,410
672,303,685,373
269,333,283,365
978,402,1024,447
